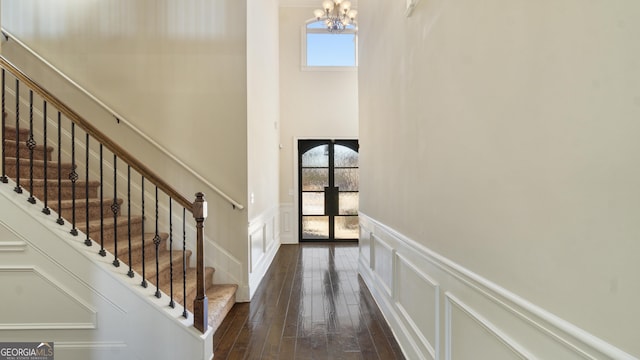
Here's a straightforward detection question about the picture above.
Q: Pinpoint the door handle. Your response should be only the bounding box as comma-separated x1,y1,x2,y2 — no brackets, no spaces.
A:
324,186,339,215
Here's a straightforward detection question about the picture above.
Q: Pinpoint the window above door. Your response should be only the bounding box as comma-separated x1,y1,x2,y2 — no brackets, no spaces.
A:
302,20,358,70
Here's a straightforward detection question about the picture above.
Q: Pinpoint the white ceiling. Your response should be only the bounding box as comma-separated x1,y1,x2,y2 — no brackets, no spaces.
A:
279,0,358,8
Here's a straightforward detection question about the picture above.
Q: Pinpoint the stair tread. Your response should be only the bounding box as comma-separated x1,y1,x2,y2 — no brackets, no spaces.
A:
4,139,54,150
57,197,120,207
117,232,169,250
172,267,216,298
31,179,101,186
5,157,74,168
82,215,143,229
206,284,238,331
206,284,238,305
132,248,191,275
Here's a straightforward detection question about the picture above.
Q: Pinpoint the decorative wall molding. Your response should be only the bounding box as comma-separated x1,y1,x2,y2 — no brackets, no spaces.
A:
359,212,637,360
0,241,27,251
54,341,127,350
248,205,282,300
372,233,394,297
280,203,296,244
444,292,532,360
0,220,28,252
0,266,97,330
395,252,439,360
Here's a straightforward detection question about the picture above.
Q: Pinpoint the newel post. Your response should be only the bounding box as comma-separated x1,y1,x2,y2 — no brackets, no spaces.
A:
192,192,209,333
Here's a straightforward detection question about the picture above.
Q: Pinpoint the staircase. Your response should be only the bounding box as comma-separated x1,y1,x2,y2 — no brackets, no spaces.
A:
1,78,237,335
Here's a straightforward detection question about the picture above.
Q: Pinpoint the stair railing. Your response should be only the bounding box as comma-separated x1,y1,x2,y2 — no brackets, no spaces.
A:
0,56,209,333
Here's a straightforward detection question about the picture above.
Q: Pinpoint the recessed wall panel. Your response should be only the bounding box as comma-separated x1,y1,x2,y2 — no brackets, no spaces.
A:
446,294,528,360
373,234,394,296
396,254,439,358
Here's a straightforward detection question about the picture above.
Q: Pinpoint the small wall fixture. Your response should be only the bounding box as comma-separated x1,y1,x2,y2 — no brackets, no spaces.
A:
314,0,357,32
406,0,420,17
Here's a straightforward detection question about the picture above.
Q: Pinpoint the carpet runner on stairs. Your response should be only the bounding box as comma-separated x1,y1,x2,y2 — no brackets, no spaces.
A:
3,121,237,333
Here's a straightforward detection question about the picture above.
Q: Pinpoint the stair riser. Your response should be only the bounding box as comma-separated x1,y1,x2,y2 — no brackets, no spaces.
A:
128,240,169,263
30,183,99,201
82,220,143,243
54,202,119,224
5,162,73,180
131,254,188,289
2,127,30,142
150,261,188,291
152,251,189,283
107,237,168,266
4,142,53,161
179,273,215,311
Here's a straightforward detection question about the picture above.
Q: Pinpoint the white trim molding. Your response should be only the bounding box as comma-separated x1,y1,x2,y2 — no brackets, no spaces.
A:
247,205,282,300
444,292,532,360
358,212,638,360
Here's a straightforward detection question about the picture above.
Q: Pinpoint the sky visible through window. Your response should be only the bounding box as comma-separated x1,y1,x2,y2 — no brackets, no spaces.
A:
306,22,356,67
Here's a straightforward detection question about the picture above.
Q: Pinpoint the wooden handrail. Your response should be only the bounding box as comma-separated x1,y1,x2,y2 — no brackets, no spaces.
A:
0,56,193,211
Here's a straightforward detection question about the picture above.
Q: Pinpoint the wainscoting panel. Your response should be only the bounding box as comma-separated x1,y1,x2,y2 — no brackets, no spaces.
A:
280,203,296,244
248,206,281,300
372,233,394,297
359,217,372,267
249,224,265,273
358,212,637,360
54,342,128,360
0,267,97,330
395,253,440,359
445,293,529,360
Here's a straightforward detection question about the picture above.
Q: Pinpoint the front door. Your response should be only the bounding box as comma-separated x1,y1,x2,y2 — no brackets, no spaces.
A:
298,140,359,241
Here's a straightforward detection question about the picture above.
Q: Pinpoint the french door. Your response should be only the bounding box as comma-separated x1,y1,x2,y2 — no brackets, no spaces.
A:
298,140,359,241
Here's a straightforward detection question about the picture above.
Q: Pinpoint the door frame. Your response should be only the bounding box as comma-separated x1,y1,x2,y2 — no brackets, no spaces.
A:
290,136,359,244
296,138,359,242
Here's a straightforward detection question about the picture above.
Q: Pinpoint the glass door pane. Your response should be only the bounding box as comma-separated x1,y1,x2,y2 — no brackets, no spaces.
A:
299,140,359,241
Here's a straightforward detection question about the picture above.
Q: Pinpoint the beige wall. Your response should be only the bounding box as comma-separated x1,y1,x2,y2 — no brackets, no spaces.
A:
278,6,358,242
247,0,280,220
2,0,251,290
2,0,248,201
359,0,640,355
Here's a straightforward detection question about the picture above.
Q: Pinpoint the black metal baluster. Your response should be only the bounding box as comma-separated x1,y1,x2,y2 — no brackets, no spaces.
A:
169,198,175,308
14,79,22,194
182,208,187,318
42,101,50,214
141,176,147,288
26,91,36,204
127,165,134,278
112,155,120,267
56,112,64,225
84,133,91,246
69,122,78,236
99,144,106,256
1,69,7,183
154,186,161,298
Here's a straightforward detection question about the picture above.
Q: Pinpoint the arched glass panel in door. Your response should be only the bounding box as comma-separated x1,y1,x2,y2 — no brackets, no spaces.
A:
299,140,359,241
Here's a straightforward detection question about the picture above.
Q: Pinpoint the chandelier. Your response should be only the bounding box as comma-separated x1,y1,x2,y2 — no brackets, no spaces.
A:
313,0,357,33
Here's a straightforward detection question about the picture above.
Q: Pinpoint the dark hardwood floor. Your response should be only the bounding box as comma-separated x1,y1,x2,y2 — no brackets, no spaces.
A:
213,243,405,360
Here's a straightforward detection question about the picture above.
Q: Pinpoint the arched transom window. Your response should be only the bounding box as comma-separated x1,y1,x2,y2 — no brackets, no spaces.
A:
303,20,358,68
